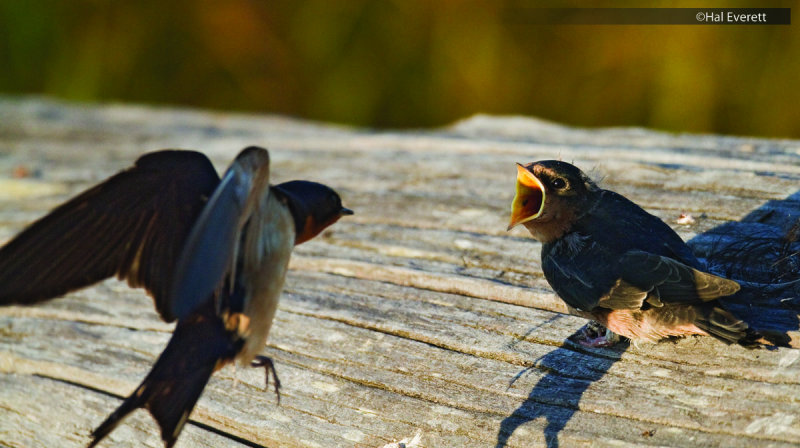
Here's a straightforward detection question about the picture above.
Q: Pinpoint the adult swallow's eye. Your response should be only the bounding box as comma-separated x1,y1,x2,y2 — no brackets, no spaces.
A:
552,178,567,189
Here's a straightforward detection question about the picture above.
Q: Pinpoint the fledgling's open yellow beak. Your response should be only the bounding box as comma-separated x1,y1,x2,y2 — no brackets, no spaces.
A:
508,163,546,230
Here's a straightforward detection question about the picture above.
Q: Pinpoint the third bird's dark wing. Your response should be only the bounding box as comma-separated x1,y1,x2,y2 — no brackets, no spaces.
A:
0,150,220,322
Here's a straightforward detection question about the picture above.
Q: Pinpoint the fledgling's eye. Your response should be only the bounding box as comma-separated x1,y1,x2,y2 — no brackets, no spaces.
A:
551,178,567,189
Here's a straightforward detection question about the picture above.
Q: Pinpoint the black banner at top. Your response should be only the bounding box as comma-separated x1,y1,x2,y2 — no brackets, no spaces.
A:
504,8,791,25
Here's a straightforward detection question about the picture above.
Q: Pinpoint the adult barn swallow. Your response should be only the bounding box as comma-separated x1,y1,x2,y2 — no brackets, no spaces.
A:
508,160,760,347
0,147,352,446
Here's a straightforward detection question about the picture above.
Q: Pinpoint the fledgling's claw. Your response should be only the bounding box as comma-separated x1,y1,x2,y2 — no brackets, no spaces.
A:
577,321,621,347
251,355,282,403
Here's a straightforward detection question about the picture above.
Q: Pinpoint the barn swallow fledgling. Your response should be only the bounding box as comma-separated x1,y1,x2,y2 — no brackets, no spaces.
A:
0,147,352,447
508,160,762,347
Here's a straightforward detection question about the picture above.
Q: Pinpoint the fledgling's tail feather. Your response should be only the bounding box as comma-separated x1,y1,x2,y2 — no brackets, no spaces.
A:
695,305,790,348
694,305,750,345
89,309,237,447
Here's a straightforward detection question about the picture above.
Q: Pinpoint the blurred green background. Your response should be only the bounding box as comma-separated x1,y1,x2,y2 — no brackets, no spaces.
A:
1,0,798,137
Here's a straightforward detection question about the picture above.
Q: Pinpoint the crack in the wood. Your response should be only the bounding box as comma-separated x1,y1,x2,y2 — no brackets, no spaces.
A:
0,308,172,334
279,308,614,382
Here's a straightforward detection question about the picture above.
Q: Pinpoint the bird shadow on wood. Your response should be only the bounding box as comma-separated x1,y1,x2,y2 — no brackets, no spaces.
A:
694,190,800,342
495,336,628,448
496,191,800,448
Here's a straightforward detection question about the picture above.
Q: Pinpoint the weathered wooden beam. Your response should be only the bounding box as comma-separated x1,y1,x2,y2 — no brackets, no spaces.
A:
1,97,799,447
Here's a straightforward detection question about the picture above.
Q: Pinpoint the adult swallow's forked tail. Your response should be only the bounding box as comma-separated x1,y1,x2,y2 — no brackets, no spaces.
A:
0,147,353,447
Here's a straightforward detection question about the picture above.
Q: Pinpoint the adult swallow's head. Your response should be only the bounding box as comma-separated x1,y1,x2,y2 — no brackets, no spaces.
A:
274,180,353,244
508,160,597,241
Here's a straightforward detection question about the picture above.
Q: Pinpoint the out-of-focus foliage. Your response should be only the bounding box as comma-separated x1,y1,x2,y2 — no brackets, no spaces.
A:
1,0,797,137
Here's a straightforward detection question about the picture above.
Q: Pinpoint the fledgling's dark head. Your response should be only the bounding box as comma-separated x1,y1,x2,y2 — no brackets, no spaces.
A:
508,160,598,241
273,180,353,244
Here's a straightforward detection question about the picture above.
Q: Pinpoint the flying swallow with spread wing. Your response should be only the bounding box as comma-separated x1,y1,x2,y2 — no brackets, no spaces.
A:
507,160,768,347
0,146,352,447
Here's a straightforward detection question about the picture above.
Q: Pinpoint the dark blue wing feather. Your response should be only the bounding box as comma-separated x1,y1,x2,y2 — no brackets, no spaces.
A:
542,190,706,311
0,150,220,322
168,147,270,320
169,170,243,320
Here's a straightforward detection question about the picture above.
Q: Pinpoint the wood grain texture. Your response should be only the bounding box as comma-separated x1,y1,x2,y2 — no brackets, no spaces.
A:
1,97,800,447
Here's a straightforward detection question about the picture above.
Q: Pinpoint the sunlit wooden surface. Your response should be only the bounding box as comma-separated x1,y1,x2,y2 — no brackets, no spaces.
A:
1,97,800,447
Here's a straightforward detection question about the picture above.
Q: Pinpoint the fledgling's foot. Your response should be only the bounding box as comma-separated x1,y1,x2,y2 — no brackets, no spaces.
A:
251,355,282,403
577,321,621,347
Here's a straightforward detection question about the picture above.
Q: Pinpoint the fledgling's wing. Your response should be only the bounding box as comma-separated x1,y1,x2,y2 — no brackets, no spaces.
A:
619,250,740,302
541,248,617,312
168,146,272,321
0,150,220,322
599,250,741,310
